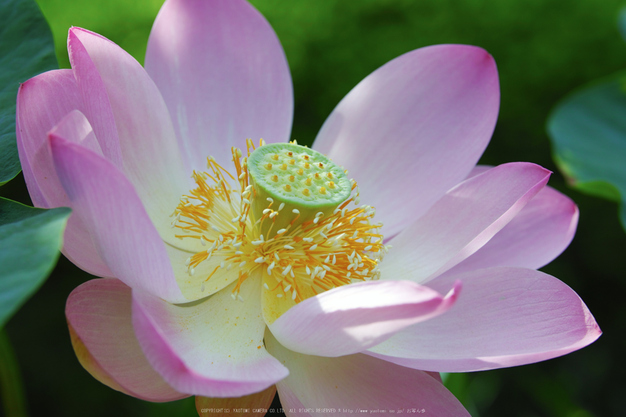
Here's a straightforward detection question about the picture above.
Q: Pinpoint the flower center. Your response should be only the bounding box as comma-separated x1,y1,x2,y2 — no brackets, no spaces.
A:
172,139,388,307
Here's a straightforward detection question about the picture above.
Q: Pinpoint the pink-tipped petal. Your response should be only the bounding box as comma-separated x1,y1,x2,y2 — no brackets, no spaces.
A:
267,280,459,357
367,267,601,372
145,0,293,169
314,44,499,238
49,134,185,302
15,125,46,206
446,166,578,273
17,70,79,208
381,162,551,284
265,331,469,417
66,278,186,401
16,71,112,277
132,275,288,398
195,386,276,417
68,28,190,241
67,29,123,168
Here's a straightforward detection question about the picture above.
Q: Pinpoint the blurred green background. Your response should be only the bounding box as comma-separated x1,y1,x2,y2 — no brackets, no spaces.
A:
1,0,625,416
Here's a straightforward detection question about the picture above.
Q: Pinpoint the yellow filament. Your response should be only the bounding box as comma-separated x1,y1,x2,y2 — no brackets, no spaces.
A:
171,139,387,308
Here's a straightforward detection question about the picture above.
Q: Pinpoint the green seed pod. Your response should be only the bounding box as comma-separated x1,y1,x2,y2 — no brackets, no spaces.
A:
247,143,351,236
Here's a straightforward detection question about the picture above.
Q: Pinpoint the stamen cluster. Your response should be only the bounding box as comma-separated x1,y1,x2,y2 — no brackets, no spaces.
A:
172,140,389,305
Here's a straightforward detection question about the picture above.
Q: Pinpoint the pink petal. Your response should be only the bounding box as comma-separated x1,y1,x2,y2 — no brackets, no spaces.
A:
313,44,499,238
195,386,276,417
267,280,459,357
265,330,469,417
380,162,550,284
49,134,185,302
465,164,492,178
427,371,443,383
49,110,104,155
16,72,111,277
16,112,48,209
145,0,293,168
68,28,190,241
367,267,601,372
276,384,309,416
131,275,288,398
446,175,578,274
67,29,123,168
17,70,78,208
66,278,186,401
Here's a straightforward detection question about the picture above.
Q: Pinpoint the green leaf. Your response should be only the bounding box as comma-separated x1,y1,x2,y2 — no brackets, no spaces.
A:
0,0,57,186
547,71,626,231
619,7,626,43
0,329,28,417
0,198,70,327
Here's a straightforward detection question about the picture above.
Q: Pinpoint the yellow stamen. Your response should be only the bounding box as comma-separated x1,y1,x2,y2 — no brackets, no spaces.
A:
172,141,387,318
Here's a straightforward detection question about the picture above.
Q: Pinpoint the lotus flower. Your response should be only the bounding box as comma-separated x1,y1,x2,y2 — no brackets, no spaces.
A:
16,0,600,414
